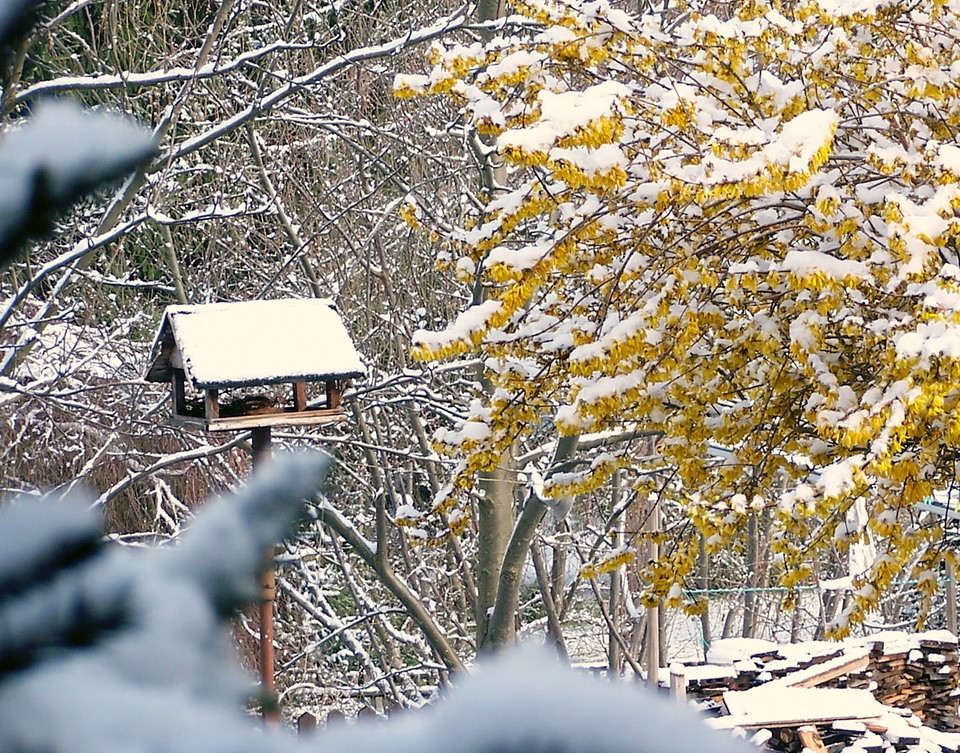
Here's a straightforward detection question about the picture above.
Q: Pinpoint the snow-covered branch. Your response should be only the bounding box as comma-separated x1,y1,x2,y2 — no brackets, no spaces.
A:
93,434,251,508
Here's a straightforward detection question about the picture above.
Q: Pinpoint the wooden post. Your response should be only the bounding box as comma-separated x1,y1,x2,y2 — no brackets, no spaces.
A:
172,369,186,415
669,666,687,703
252,426,278,726
947,560,958,636
647,607,660,688
204,388,220,419
326,380,342,409
293,382,307,412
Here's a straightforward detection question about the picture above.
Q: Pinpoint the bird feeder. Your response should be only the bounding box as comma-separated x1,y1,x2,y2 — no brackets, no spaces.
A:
144,298,365,432
143,297,364,724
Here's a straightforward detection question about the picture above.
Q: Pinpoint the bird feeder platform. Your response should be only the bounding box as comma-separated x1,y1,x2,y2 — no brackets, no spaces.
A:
144,298,365,432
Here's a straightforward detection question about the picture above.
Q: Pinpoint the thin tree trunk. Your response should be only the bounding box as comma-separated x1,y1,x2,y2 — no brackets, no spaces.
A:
658,602,667,669
608,471,623,674
586,570,643,677
531,542,567,659
947,560,958,635
790,600,802,642
160,224,188,304
742,514,758,638
698,534,711,661
646,495,660,688
722,604,738,639
471,0,514,652
477,0,505,27
628,614,645,675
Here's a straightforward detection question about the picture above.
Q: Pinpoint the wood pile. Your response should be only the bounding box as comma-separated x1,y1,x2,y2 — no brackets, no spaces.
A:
677,632,960,752
684,647,850,703
682,632,960,730
764,719,927,753
858,636,960,730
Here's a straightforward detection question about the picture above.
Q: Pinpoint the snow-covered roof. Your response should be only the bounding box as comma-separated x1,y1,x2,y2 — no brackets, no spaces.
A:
145,298,365,389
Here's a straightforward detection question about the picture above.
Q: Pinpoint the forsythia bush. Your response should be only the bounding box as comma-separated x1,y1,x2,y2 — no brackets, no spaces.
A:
399,0,960,633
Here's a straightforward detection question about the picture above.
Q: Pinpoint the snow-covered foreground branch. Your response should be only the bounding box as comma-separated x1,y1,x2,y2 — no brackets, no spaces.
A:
0,450,749,753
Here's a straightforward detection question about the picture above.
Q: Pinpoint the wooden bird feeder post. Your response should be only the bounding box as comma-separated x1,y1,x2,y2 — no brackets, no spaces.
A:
144,298,365,723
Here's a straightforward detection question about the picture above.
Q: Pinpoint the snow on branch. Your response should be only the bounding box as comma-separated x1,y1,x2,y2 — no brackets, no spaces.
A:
0,451,750,753
0,100,154,267
9,40,309,107
167,6,474,165
92,434,250,508
0,452,330,752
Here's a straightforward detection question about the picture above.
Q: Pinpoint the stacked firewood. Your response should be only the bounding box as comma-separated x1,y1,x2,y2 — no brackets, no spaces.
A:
859,636,960,729
766,721,926,753
683,670,755,704
684,647,849,704
681,632,960,730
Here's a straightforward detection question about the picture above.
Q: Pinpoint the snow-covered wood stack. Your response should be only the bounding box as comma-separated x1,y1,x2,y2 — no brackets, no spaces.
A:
859,635,960,729
676,631,960,751
682,631,959,729
681,642,863,704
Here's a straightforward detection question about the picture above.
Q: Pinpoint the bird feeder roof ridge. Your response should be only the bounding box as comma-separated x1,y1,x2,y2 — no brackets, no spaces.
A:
145,297,366,389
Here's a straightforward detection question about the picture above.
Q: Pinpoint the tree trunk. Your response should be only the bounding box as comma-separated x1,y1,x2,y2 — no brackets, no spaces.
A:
698,534,711,661
742,514,758,638
607,472,623,674
471,0,514,652
483,496,548,648
475,466,515,651
482,435,578,649
646,495,660,688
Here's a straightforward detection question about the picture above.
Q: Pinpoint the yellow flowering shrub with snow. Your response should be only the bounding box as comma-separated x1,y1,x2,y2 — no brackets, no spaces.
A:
400,0,960,634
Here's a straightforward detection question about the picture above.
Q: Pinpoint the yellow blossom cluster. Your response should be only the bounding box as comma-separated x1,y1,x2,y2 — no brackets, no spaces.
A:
579,548,636,579
398,0,960,633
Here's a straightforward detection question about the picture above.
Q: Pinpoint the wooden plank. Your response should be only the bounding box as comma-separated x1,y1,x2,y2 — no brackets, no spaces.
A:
206,408,347,432
721,687,886,729
170,407,348,432
755,648,871,691
710,715,885,731
797,726,828,753
786,649,871,688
